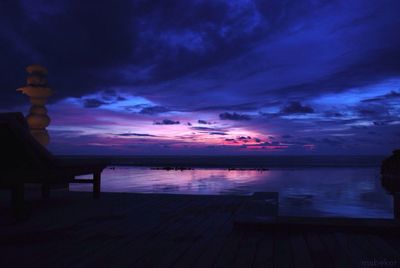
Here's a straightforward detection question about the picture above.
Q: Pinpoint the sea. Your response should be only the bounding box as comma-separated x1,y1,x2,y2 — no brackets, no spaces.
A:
68,155,393,219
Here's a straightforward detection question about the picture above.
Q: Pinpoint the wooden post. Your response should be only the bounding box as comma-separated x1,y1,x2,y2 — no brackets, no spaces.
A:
93,171,101,199
11,182,25,220
41,183,50,198
393,193,400,220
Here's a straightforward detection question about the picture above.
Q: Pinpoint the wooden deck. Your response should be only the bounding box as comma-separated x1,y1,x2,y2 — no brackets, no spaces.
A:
0,190,400,267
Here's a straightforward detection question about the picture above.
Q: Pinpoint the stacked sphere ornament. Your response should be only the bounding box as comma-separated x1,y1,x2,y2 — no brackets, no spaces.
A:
17,65,53,146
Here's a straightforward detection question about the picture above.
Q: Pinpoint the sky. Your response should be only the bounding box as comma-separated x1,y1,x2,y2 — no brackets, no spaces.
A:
1,0,400,155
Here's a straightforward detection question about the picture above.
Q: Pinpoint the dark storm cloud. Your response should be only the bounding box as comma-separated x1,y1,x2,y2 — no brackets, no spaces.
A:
139,106,169,115
131,0,273,84
1,0,261,107
281,101,314,114
209,132,227,136
219,112,251,121
0,1,349,107
191,126,214,131
101,89,127,102
2,0,400,110
373,121,387,126
196,102,262,112
154,119,180,125
362,90,400,102
83,98,107,108
357,104,389,118
81,89,129,108
101,89,121,100
358,109,378,116
116,133,157,137
191,126,226,133
0,0,139,107
261,47,400,100
198,120,211,125
258,142,272,146
325,111,344,118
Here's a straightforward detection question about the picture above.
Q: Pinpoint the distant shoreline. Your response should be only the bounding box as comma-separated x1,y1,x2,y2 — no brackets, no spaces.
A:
58,155,385,168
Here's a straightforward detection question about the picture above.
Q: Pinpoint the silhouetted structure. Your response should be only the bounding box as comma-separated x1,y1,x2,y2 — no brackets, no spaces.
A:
381,149,400,219
17,64,53,146
0,112,107,220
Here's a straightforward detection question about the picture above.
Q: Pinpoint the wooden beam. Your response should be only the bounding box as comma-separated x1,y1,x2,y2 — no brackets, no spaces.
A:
93,171,101,199
72,179,94,184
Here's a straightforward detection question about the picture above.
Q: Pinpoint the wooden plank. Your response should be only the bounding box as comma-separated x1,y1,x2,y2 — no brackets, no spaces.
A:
155,197,238,267
232,231,260,268
366,234,400,259
381,235,400,254
2,191,400,268
253,232,274,268
290,232,314,268
318,232,354,268
213,230,244,268
189,232,231,268
35,193,189,266
189,197,246,268
305,232,334,268
274,230,293,268
75,196,204,267
128,197,218,267
173,197,241,268
349,233,398,266
274,216,399,232
352,233,382,257
189,219,237,268
334,232,365,265
33,194,161,267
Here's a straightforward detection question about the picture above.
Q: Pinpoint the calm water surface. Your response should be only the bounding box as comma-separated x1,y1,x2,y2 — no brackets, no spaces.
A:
72,166,393,218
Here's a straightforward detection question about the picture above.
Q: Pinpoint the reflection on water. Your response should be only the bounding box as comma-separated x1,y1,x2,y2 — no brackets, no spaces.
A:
71,166,393,218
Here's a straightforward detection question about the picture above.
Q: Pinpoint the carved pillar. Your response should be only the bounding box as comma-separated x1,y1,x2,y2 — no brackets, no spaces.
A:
17,65,53,146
